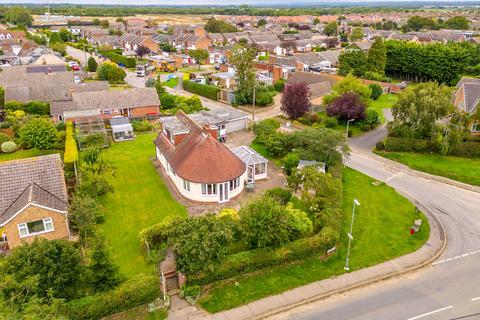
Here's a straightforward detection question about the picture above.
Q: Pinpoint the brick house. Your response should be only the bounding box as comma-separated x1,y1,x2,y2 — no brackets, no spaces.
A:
50,88,160,122
0,154,70,250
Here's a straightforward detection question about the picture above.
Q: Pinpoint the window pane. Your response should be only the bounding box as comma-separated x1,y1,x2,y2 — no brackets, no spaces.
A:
18,224,28,237
202,184,206,195
44,219,53,231
27,220,45,233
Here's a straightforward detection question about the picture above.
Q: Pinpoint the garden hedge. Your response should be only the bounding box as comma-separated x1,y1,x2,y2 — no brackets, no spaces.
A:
188,226,339,285
183,80,219,100
63,122,78,164
64,274,159,320
101,51,136,68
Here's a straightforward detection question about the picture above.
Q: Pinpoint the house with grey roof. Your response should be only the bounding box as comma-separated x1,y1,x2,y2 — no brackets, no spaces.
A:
453,77,480,133
50,87,160,122
0,154,70,250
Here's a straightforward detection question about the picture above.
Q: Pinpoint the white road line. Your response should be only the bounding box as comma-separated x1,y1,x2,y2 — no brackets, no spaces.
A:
407,306,453,320
472,297,480,302
432,249,480,266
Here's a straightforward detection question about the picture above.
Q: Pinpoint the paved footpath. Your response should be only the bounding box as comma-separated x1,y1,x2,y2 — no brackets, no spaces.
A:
168,199,445,320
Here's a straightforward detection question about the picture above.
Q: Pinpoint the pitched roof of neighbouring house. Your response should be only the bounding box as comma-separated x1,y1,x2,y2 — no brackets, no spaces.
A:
154,111,246,184
309,81,332,98
50,87,160,116
288,71,338,86
0,154,67,225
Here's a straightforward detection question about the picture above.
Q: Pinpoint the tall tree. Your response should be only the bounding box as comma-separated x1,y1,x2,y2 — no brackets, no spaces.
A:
230,43,256,102
445,16,470,30
188,49,210,70
349,27,364,42
87,56,97,72
323,74,372,105
281,82,311,119
367,37,387,75
87,236,120,292
338,50,367,77
326,92,366,121
390,82,453,138
323,22,338,36
5,7,33,26
205,17,237,33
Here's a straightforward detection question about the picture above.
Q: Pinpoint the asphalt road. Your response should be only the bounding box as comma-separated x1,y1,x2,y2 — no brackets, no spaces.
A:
271,115,480,320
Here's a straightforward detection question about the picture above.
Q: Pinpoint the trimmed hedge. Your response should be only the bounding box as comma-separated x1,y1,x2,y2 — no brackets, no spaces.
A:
101,51,136,68
188,226,338,285
183,80,219,101
64,274,159,320
385,137,480,158
64,122,78,164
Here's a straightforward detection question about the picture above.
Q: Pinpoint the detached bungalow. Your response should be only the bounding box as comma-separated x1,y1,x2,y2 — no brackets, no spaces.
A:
50,88,160,122
0,154,70,250
154,111,247,203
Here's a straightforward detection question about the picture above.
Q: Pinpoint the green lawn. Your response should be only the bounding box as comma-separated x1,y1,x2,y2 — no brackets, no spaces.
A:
198,168,429,312
368,94,398,123
0,149,62,162
162,77,179,88
99,133,187,278
376,151,480,187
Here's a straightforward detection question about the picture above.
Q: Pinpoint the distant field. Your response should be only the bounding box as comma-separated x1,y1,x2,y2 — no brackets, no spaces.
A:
33,14,209,25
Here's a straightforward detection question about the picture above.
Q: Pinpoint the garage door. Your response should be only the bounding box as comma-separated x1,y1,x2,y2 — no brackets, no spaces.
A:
226,118,247,133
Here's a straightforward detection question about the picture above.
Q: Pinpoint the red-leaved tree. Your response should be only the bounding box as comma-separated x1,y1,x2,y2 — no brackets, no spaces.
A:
326,92,366,121
281,82,311,119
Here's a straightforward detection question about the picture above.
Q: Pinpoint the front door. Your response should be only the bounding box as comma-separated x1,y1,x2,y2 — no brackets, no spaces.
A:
219,182,229,203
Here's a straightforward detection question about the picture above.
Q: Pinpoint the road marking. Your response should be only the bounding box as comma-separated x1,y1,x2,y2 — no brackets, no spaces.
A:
472,297,480,302
407,306,453,320
432,249,480,266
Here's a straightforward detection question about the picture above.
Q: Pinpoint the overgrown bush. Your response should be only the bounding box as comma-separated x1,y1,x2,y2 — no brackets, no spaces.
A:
18,117,58,149
181,284,200,299
0,133,9,145
183,80,220,100
326,92,366,121
100,51,136,68
64,275,159,320
264,187,293,204
385,137,436,153
97,62,126,84
451,141,480,158
132,120,153,132
282,152,300,176
274,79,285,92
324,116,338,128
369,83,383,100
1,141,17,153
358,109,380,131
159,93,176,110
376,141,385,151
80,133,106,148
4,101,50,115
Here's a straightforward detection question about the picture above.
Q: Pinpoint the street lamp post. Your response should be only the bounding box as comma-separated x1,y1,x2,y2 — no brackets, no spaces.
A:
344,198,360,271
346,118,355,140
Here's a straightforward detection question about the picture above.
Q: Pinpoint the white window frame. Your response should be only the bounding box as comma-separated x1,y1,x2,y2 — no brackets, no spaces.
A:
472,122,480,132
183,179,190,192
201,183,217,195
229,177,241,191
17,217,55,238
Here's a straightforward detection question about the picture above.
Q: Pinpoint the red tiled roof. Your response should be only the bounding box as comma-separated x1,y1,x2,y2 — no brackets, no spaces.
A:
154,111,246,184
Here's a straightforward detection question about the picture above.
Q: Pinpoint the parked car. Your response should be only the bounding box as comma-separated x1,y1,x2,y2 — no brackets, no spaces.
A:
68,61,80,71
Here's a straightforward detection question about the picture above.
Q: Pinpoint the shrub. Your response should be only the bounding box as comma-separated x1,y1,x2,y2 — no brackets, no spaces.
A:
255,90,274,106
451,141,480,158
298,112,320,126
358,109,380,131
252,118,280,144
285,203,313,240
64,275,159,320
326,92,366,121
132,120,153,132
183,80,219,100
181,284,200,299
363,71,384,82
4,101,50,115
97,62,126,84
159,93,176,110
87,57,98,72
274,79,286,92
18,117,58,149
264,187,293,205
384,137,434,153
376,141,385,151
324,116,338,128
1,141,17,153
281,82,311,119
80,133,106,148
0,133,9,145
282,152,300,176
369,83,383,100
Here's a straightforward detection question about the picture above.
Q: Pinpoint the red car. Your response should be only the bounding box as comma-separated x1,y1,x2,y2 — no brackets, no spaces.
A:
68,61,80,71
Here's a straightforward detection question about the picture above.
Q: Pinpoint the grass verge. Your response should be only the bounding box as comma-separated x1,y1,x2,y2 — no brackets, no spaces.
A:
368,94,397,123
198,167,429,312
375,150,480,187
162,77,179,88
99,133,187,278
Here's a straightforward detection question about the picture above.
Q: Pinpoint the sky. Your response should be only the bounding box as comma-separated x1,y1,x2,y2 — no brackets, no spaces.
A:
2,0,479,5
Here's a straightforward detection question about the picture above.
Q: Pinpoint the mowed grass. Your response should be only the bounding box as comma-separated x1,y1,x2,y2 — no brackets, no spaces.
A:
162,77,179,88
368,94,398,123
376,151,480,187
99,133,187,278
198,168,429,313
0,149,62,162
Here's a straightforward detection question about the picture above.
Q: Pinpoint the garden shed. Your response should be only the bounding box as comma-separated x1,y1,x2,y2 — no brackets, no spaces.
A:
110,116,135,142
231,146,268,182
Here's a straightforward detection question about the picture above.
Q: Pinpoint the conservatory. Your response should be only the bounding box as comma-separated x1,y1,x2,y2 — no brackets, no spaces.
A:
231,146,268,182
